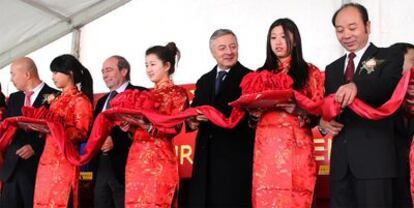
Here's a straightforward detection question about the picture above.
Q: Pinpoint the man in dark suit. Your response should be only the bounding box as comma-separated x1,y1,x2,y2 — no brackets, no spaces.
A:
186,29,255,207
92,55,146,208
0,57,59,208
319,3,404,207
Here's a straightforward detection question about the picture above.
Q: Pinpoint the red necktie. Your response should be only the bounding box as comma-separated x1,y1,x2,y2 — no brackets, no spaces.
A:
24,91,34,106
344,52,356,83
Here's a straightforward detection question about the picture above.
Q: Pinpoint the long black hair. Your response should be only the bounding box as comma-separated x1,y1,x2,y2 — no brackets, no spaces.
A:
259,18,308,90
391,42,414,54
146,42,180,75
50,54,94,103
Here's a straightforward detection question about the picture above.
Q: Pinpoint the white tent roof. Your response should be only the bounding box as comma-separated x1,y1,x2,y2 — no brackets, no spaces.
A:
1,0,413,95
0,0,130,69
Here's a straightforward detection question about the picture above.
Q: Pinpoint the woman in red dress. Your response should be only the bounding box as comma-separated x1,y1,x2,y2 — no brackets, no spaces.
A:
33,54,93,208
248,18,324,208
122,42,189,207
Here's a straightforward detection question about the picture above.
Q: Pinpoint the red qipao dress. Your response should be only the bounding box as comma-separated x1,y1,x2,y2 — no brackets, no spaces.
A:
33,87,93,208
124,80,189,208
251,62,324,208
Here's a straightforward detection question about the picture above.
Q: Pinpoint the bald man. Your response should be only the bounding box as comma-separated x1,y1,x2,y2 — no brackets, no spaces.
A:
0,57,58,208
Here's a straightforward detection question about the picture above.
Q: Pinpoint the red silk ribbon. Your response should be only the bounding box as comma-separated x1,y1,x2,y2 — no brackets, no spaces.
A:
0,67,412,170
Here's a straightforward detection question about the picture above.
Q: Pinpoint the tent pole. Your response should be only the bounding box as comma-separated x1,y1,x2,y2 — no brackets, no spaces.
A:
72,28,81,59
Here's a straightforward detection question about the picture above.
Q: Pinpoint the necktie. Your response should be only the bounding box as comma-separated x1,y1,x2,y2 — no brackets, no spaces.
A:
215,71,228,95
24,91,34,106
105,91,118,109
344,52,356,83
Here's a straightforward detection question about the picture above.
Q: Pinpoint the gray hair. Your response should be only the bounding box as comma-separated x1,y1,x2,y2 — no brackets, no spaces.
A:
209,29,238,50
110,55,131,81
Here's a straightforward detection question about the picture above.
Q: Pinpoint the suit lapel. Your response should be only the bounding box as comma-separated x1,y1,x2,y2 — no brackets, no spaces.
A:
331,55,347,91
93,92,109,119
32,84,50,108
209,67,218,101
16,92,25,112
126,83,135,90
99,94,109,111
97,83,132,114
216,62,241,97
219,67,235,96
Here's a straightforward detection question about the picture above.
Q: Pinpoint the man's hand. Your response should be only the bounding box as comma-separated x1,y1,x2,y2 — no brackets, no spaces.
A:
16,145,34,159
186,111,209,130
335,82,358,108
319,118,344,136
186,115,208,130
101,136,114,153
194,109,209,122
186,117,200,130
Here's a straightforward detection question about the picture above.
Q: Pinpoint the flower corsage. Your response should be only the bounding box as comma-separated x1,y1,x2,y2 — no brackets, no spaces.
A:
360,57,385,74
42,91,61,104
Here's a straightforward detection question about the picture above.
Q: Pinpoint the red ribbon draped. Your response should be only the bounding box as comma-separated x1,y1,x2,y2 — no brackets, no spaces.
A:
0,117,80,165
294,67,412,121
0,67,413,189
73,66,414,165
0,105,245,167
78,106,245,165
323,69,411,121
77,114,114,165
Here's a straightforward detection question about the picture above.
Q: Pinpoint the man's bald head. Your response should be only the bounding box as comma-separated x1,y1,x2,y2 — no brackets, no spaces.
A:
10,57,41,91
11,57,39,76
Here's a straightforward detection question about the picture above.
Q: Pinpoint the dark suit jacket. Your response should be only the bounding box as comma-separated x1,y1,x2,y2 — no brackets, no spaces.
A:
91,83,147,184
0,92,6,109
187,62,255,207
0,84,59,181
325,43,404,180
0,92,6,120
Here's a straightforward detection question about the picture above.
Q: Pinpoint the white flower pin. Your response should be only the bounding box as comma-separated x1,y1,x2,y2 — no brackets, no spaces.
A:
42,92,61,104
360,58,385,74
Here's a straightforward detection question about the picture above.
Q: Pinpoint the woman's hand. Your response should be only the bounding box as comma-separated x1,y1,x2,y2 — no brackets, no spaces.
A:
275,103,296,114
135,117,152,132
247,108,263,118
247,108,263,128
120,121,136,133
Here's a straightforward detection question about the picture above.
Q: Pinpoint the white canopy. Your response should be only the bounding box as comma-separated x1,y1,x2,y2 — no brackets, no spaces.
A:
0,0,413,95
0,0,130,69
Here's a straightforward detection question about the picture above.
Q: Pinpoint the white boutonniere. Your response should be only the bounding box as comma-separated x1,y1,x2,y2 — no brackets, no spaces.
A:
42,92,61,104
360,58,385,74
